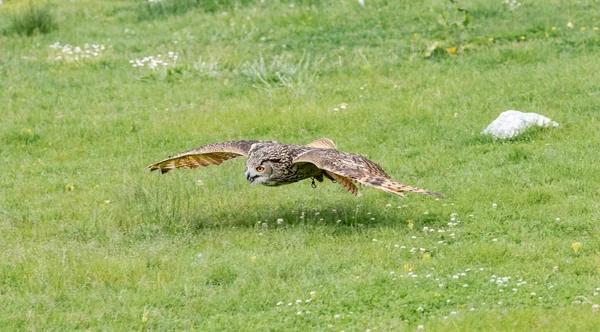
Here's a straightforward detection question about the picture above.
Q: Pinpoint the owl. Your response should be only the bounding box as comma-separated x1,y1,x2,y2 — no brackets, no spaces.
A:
147,138,442,198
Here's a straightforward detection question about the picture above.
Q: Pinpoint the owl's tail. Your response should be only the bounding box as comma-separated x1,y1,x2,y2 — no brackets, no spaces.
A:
380,180,443,198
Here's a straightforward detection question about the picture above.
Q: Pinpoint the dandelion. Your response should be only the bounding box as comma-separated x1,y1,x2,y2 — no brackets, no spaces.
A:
572,242,582,253
408,219,414,230
251,256,257,263
567,22,574,29
445,47,457,54
580,27,586,31
423,253,431,261
552,26,557,31
594,27,599,31
520,36,525,40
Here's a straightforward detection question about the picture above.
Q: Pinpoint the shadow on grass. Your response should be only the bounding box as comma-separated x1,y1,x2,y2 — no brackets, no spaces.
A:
116,180,449,237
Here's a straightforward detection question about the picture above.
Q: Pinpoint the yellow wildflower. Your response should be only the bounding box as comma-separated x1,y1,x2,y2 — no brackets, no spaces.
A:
572,242,582,253
488,37,494,42
545,33,549,38
580,27,586,31
445,47,457,54
520,36,525,40
594,27,599,31
251,255,257,263
567,22,574,28
408,219,414,230
552,26,557,31
403,263,413,272
423,253,431,261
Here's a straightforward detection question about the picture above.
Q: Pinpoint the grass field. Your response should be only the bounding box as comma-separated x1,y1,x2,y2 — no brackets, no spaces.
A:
2,0,600,330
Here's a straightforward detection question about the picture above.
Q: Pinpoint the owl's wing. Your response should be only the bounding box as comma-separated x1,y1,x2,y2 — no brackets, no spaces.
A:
305,138,337,149
293,149,442,198
148,140,261,174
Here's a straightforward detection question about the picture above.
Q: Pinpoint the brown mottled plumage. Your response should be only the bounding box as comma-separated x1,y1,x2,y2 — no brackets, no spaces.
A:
147,138,442,198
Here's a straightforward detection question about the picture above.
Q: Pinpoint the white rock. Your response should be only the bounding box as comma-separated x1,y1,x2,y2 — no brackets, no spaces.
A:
481,110,559,139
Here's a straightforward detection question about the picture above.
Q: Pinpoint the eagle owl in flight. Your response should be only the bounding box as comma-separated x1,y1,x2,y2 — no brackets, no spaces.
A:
147,138,442,198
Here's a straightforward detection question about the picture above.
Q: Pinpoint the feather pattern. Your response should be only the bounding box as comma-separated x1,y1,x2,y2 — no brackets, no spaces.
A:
147,140,263,174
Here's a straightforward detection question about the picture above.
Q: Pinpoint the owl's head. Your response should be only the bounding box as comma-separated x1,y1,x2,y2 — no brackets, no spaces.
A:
245,159,281,186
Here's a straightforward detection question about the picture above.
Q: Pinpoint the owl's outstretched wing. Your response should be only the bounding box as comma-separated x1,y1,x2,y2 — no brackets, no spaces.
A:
293,149,442,197
148,140,262,174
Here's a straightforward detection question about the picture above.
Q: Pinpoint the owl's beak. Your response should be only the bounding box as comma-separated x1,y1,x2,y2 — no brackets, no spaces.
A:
245,171,257,184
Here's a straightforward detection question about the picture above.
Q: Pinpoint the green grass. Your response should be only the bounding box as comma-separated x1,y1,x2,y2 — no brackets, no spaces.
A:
2,0,600,330
4,1,57,36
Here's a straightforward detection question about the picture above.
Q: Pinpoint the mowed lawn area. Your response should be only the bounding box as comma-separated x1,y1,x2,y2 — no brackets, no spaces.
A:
1,0,600,330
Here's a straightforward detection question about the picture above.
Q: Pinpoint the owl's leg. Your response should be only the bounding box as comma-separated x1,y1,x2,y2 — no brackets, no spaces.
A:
310,177,317,188
323,171,336,183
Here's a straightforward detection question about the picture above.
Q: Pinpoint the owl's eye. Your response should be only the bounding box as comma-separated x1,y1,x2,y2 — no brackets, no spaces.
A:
256,166,265,172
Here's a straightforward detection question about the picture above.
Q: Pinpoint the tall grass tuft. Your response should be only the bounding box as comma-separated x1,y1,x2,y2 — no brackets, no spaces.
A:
239,53,324,94
7,2,57,37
